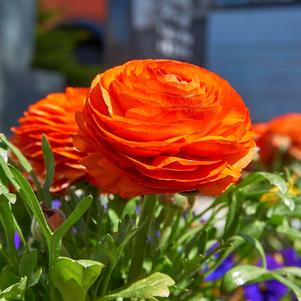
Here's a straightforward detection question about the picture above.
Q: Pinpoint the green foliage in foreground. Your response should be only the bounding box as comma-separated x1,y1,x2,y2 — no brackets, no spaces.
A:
0,133,301,300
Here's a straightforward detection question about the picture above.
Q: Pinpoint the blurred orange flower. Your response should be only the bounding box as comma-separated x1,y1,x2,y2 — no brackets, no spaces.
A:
74,59,255,198
254,113,301,164
11,87,88,191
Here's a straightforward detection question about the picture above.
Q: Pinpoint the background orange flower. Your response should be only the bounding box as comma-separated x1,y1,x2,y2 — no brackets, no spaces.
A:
11,87,88,191
74,59,255,198
254,113,301,164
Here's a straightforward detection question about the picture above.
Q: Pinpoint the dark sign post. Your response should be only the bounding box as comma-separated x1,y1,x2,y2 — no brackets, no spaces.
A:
106,0,209,67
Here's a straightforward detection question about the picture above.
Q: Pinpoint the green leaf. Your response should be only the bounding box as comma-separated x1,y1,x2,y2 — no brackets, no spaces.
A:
116,216,138,251
276,267,301,278
0,180,16,204
51,257,104,301
0,277,27,300
278,192,295,211
272,273,301,300
269,203,301,218
108,209,120,232
98,217,139,296
8,164,52,240
241,220,266,238
0,135,32,174
121,198,138,218
0,135,42,197
231,234,267,268
277,224,301,240
27,268,42,288
0,147,8,163
222,265,301,300
221,265,271,292
238,172,287,193
50,196,92,262
0,265,20,290
100,273,175,300
98,217,138,267
19,250,37,277
0,196,19,264
41,135,54,203
223,192,242,239
53,196,92,247
0,156,20,192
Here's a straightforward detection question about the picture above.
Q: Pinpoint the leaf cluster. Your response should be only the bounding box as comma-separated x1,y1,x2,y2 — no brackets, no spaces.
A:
0,134,301,300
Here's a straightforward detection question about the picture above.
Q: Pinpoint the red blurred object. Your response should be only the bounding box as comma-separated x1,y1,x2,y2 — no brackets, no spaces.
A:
254,113,301,165
41,0,107,23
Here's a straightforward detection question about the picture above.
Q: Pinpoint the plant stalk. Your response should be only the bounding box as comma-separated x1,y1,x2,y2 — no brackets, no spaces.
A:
159,205,177,250
128,194,157,282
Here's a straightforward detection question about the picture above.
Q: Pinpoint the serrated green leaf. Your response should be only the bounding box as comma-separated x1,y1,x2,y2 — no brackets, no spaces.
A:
100,273,175,300
0,277,27,300
98,217,138,266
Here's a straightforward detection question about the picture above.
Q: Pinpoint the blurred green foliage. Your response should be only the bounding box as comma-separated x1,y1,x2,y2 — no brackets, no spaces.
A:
32,3,104,87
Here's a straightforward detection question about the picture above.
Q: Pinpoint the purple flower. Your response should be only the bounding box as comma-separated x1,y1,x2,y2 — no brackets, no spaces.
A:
51,199,61,209
205,255,234,281
244,249,301,301
281,248,301,267
14,231,21,250
205,242,234,281
135,205,141,215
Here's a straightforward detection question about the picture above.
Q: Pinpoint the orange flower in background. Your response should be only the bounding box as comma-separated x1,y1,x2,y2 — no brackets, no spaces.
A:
74,59,255,198
11,87,88,191
254,113,301,164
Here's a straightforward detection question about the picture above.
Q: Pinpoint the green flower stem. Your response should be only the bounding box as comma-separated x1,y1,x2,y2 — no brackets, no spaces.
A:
187,194,196,207
128,194,157,282
100,264,114,297
188,201,226,226
159,206,177,250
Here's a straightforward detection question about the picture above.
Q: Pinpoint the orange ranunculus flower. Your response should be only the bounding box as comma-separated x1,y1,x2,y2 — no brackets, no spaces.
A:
74,59,255,198
11,87,88,191
254,113,301,164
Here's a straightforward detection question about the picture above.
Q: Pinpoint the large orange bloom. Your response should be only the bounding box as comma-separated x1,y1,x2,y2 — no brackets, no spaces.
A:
254,113,301,164
74,60,255,198
11,87,88,191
